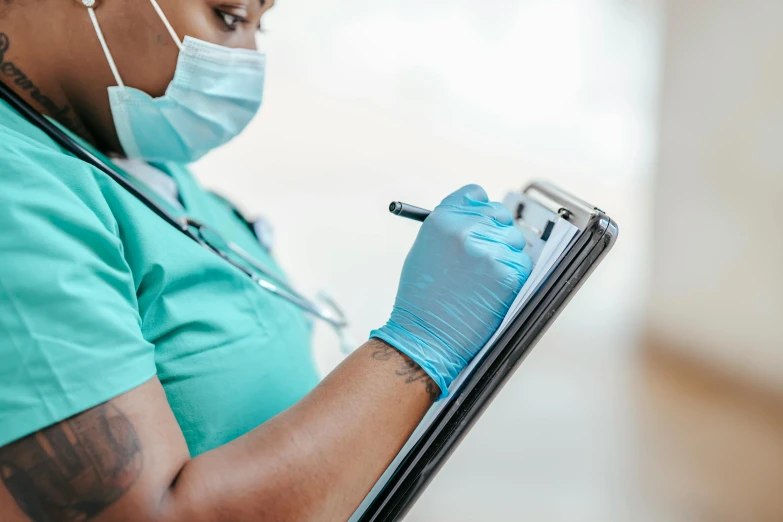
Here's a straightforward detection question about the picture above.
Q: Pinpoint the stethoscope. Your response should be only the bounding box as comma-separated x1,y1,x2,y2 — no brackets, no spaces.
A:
0,81,353,350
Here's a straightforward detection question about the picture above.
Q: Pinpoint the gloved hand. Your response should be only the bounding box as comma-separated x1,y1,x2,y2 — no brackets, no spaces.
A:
371,185,533,399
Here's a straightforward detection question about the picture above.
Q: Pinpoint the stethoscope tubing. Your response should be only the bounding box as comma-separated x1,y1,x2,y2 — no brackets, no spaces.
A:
0,81,347,330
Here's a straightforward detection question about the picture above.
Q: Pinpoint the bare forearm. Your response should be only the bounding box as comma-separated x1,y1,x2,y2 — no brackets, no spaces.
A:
162,339,437,522
0,185,530,522
0,341,436,522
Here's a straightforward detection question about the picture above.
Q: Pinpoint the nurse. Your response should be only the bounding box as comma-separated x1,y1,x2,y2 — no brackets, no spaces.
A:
0,0,532,520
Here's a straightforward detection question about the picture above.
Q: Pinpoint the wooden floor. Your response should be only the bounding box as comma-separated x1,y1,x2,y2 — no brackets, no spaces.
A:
403,301,783,521
636,346,783,522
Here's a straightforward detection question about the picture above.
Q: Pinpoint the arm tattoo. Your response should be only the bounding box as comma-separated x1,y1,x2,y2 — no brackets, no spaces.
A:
0,403,143,522
371,343,440,401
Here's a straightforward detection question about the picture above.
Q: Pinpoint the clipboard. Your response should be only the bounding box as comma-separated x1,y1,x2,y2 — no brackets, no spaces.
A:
353,181,619,521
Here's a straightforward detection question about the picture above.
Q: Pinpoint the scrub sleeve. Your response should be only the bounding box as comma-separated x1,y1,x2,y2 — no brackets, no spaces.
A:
0,126,156,447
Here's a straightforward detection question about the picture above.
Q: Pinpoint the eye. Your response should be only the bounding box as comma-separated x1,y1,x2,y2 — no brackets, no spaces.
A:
215,9,247,31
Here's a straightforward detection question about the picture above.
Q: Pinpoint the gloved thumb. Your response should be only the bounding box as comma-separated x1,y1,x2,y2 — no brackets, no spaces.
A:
440,184,489,207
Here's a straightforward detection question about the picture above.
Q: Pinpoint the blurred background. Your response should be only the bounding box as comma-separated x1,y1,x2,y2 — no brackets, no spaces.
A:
191,0,782,520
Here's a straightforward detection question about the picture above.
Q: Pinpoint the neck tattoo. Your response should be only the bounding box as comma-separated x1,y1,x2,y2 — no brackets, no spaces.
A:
0,32,91,140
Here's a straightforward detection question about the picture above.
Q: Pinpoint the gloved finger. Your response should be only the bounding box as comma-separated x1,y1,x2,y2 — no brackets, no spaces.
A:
466,225,526,256
499,250,533,277
440,184,489,208
501,256,533,289
502,225,527,251
481,201,514,226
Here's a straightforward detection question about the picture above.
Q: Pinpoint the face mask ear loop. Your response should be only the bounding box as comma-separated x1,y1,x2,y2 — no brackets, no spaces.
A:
147,0,183,51
87,7,125,88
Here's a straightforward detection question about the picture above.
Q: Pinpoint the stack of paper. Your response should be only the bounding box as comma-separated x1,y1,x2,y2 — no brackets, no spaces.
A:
444,217,579,394
349,217,580,521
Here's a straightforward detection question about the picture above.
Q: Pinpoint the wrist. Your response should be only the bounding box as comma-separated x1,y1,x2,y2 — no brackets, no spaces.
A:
365,338,441,402
370,325,456,400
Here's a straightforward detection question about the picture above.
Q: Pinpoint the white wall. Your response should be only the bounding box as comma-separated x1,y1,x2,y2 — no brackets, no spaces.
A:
190,1,663,519
191,0,660,369
648,0,783,393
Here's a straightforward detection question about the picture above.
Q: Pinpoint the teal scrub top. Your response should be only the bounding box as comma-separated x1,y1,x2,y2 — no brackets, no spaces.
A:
0,99,320,456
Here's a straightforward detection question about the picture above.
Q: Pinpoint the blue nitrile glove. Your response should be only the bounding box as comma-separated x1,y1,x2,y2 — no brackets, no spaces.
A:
371,185,533,399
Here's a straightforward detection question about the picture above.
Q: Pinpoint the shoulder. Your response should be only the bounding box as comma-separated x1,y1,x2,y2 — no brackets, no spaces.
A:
0,117,120,234
0,117,156,450
0,115,134,292
0,121,130,281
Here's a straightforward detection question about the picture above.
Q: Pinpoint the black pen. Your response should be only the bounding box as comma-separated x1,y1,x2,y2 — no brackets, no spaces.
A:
389,201,432,222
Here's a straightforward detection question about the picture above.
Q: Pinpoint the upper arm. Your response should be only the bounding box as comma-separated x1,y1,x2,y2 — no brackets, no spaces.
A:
0,138,180,520
0,378,190,522
0,139,156,448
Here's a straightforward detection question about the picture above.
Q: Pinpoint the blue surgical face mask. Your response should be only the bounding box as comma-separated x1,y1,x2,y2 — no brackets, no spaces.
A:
87,0,265,163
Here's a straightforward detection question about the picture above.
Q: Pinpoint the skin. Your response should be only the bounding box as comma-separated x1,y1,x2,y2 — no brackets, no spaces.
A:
0,0,271,150
0,1,441,521
0,341,439,521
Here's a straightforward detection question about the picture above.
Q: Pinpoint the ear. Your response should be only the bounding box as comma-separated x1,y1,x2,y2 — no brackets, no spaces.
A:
74,0,102,7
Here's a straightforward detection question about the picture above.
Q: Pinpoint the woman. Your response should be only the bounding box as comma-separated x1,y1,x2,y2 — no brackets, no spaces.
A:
0,0,532,520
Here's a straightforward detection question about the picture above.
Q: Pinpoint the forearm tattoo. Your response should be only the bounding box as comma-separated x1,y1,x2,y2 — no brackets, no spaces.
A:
0,403,142,522
370,342,440,401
